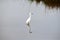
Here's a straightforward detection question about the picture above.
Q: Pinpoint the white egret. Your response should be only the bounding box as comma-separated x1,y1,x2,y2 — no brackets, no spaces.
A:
26,12,32,33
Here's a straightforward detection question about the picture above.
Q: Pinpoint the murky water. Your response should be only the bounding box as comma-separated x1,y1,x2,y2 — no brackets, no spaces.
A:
0,0,60,40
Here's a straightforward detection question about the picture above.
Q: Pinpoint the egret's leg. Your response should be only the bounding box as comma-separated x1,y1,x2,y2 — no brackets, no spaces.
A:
26,23,32,33
28,24,32,33
29,26,32,33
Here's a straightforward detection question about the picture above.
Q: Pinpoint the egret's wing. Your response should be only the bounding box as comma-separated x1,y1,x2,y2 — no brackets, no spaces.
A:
26,17,30,24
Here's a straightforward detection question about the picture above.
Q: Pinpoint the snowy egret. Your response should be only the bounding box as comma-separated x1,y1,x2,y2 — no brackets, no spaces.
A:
26,12,33,33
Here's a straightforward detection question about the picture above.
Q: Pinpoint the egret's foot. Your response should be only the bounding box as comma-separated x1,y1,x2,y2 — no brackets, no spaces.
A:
29,31,32,33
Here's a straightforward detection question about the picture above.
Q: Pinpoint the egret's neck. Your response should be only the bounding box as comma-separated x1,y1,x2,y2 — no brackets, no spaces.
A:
29,13,31,18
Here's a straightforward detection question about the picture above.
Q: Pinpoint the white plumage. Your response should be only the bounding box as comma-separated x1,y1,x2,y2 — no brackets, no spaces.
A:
26,12,32,33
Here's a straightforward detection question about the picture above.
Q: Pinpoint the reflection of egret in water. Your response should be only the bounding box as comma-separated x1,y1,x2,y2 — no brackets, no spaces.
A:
26,12,32,33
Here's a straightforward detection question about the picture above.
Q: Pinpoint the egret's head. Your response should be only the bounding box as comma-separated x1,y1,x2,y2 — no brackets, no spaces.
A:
29,12,33,16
